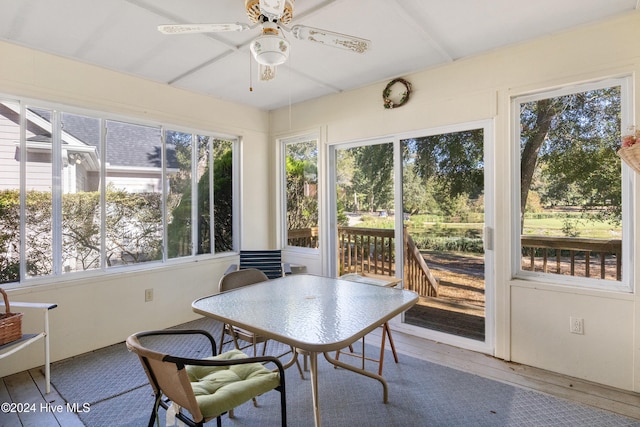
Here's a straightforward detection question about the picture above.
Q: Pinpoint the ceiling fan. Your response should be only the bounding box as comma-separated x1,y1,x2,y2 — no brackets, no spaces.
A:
158,0,371,81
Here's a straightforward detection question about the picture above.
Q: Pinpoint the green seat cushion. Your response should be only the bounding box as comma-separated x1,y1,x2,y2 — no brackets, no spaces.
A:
186,349,280,419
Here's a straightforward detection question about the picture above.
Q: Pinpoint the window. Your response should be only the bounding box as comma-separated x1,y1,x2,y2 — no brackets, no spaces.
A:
282,135,319,249
62,112,102,273
212,138,234,253
105,120,164,266
24,106,54,278
513,77,632,291
0,100,20,283
164,132,235,257
0,98,237,286
166,130,193,259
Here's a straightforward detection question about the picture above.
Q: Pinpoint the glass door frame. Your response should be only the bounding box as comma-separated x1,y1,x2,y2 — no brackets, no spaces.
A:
327,119,495,355
326,136,395,276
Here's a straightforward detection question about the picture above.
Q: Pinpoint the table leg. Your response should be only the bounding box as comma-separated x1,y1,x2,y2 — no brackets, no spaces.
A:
280,348,305,380
384,322,399,363
323,351,388,403
310,351,321,427
378,325,386,376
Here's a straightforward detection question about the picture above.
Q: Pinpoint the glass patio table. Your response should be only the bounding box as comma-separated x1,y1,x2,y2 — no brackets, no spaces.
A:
192,273,418,427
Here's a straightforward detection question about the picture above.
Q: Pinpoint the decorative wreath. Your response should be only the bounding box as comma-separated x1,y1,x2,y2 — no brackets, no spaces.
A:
383,78,412,109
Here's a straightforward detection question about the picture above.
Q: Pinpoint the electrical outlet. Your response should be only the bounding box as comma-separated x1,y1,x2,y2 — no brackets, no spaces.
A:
144,288,153,302
569,316,584,334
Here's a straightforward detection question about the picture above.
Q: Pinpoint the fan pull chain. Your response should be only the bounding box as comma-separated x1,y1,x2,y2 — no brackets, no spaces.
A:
249,52,253,92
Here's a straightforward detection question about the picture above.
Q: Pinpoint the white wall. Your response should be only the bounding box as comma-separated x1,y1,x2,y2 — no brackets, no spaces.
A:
269,12,640,391
0,40,273,376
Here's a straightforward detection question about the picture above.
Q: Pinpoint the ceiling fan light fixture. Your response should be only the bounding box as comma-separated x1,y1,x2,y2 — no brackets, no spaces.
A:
258,64,277,81
250,34,290,66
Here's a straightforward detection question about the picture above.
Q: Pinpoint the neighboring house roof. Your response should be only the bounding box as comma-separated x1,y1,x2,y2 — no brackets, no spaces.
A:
105,120,175,170
24,107,177,170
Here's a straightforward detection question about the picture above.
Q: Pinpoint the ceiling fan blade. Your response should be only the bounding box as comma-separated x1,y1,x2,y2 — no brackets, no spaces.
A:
290,25,370,54
259,0,286,20
158,23,250,34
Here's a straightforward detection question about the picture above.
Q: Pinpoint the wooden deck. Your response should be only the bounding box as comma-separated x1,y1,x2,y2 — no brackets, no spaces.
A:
0,367,84,426
405,297,485,341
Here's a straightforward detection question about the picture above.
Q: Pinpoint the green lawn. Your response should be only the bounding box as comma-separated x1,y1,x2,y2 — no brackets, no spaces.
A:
355,213,621,239
522,217,621,239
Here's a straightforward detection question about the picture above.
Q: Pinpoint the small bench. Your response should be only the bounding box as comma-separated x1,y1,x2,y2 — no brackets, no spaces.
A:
0,301,57,393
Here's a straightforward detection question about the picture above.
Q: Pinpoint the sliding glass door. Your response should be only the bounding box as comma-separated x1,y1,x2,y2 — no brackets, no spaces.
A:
332,141,395,277
329,122,494,353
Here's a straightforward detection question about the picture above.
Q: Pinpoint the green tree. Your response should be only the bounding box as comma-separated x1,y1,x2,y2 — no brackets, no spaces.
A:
286,155,318,229
212,142,233,252
0,190,20,283
519,87,621,229
62,192,101,271
402,162,438,215
350,144,394,212
336,148,357,211
407,130,484,201
24,190,54,276
403,130,484,218
104,187,163,265
165,137,234,255
166,131,193,258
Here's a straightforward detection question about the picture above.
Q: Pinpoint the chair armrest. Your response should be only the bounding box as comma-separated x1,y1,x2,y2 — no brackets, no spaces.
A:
132,329,218,356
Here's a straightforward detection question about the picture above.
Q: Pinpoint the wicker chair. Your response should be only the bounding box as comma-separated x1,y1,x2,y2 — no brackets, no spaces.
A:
126,329,287,427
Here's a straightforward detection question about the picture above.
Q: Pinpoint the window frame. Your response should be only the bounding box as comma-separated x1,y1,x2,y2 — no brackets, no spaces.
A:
1,95,239,289
280,132,320,253
510,76,634,293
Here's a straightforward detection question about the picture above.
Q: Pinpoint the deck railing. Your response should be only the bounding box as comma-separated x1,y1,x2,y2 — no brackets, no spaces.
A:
287,227,319,249
288,226,438,297
521,236,621,281
404,229,439,296
335,226,438,297
338,226,395,276
288,228,622,295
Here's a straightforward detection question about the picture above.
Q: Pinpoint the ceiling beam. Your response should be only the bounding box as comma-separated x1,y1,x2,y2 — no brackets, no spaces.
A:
390,0,454,63
282,64,343,94
166,50,236,85
126,0,248,86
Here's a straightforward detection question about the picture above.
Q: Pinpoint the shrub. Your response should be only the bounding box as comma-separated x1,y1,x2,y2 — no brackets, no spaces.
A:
411,235,484,254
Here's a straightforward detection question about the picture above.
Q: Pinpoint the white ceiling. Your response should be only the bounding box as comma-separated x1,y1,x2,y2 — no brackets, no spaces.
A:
0,0,638,111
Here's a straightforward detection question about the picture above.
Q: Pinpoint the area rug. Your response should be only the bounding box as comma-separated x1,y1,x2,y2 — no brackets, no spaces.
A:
50,317,640,427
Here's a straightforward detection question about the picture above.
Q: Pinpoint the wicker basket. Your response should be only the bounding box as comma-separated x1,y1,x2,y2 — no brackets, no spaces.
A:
618,144,640,174
0,288,23,345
